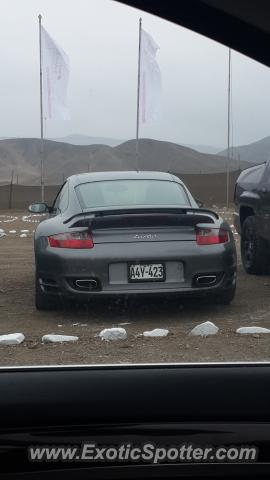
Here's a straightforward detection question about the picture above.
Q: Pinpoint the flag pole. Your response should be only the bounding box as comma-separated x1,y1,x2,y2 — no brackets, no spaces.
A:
226,48,231,209
38,14,45,203
135,17,142,170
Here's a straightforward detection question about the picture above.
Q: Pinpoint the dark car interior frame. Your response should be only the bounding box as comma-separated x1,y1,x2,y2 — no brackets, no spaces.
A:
3,0,270,478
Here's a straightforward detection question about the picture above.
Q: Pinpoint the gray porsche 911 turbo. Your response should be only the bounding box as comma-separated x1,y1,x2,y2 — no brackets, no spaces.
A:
29,171,237,310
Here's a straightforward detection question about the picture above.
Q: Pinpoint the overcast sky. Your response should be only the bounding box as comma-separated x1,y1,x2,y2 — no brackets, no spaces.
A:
1,0,270,148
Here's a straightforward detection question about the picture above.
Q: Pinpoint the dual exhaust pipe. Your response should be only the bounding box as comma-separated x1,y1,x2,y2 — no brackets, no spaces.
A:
75,279,98,290
195,275,217,286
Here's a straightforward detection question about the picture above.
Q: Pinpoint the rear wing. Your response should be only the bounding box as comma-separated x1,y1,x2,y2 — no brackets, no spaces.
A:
64,207,219,229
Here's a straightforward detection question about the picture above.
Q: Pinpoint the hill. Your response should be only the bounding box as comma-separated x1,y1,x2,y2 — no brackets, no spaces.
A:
51,134,123,147
184,144,224,154
0,137,248,185
219,135,270,165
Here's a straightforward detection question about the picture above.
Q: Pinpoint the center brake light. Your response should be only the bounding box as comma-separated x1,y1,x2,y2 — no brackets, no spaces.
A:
196,227,229,245
48,231,94,249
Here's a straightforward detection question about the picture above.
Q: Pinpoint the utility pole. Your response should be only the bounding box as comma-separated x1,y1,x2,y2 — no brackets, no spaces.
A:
9,170,14,210
135,17,142,170
38,14,45,202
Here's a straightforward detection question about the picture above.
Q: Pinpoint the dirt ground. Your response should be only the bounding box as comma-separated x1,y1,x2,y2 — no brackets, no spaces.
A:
1,208,270,366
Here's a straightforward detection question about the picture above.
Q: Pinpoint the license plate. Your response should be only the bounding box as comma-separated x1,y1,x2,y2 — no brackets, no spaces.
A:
128,263,165,282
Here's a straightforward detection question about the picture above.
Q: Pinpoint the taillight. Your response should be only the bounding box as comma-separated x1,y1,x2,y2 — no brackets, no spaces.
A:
196,227,229,245
48,231,94,249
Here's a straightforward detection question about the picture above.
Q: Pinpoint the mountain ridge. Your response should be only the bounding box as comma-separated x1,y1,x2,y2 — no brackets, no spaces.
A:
0,137,249,185
219,135,270,165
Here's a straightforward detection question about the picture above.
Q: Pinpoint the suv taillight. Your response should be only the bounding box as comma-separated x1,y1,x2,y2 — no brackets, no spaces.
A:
48,231,94,249
196,227,229,245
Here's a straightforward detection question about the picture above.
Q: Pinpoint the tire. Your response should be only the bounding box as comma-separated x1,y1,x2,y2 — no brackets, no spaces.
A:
241,216,269,275
35,274,60,311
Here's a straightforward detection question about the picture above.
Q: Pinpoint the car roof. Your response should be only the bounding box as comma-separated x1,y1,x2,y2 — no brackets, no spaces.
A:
68,171,182,186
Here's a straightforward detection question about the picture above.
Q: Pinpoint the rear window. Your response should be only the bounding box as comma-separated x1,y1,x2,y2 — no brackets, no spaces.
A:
240,164,265,183
76,180,190,209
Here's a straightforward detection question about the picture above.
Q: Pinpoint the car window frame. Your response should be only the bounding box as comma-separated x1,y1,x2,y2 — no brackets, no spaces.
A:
3,3,270,477
51,182,68,214
58,182,69,213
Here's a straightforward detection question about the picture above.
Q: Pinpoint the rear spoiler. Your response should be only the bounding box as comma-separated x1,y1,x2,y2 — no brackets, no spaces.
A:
64,207,219,226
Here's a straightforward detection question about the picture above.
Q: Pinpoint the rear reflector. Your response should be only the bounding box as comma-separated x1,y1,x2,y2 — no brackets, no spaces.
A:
196,227,229,245
48,231,94,249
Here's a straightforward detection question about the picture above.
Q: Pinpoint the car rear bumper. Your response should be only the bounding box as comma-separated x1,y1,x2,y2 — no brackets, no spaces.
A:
36,239,237,298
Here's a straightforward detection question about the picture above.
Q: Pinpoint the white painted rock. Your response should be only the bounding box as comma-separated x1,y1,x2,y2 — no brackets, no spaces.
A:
9,230,16,234
0,229,6,238
189,321,219,337
236,326,270,334
42,334,79,343
20,234,27,238
0,333,25,345
143,328,169,337
99,327,127,341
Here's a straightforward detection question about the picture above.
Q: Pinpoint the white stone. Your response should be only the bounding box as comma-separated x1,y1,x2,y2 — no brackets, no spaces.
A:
9,230,16,234
20,234,27,238
99,327,127,341
42,334,79,343
236,326,270,334
189,321,219,337
0,333,25,345
143,328,169,337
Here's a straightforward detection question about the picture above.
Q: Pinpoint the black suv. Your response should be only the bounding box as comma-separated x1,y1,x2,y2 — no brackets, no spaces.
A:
234,162,270,274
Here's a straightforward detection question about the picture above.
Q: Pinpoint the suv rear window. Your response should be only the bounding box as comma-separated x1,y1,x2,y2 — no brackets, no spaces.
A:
76,180,190,209
241,164,265,183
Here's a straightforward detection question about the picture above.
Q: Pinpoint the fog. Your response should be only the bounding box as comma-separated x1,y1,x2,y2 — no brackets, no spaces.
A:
0,0,270,148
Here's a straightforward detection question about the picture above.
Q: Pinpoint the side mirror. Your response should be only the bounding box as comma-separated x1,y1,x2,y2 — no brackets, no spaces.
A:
28,203,49,214
195,198,204,208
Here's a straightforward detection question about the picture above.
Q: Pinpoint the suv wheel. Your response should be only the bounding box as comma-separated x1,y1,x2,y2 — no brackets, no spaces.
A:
241,216,268,274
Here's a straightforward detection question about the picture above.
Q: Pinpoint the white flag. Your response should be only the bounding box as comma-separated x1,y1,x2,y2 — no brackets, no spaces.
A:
139,29,162,123
41,26,70,120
